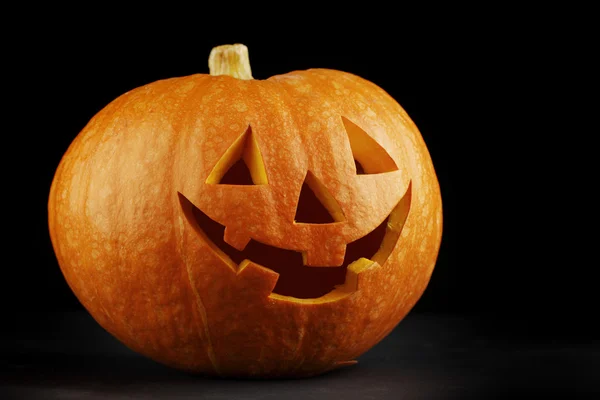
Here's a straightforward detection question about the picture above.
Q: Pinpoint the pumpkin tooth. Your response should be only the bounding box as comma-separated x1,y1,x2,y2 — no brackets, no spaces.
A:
236,260,279,293
344,258,379,291
223,226,251,250
302,244,346,267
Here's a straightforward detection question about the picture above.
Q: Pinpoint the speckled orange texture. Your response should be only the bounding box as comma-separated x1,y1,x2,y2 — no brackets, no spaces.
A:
48,68,443,378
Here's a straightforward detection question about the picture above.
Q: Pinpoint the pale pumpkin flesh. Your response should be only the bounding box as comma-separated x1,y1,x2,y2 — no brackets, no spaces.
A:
48,57,442,377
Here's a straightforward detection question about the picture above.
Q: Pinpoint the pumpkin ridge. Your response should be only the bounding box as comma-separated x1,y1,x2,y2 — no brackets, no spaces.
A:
183,247,222,375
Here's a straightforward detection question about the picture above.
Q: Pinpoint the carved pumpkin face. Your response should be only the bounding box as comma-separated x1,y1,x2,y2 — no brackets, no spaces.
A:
178,114,411,300
48,45,442,378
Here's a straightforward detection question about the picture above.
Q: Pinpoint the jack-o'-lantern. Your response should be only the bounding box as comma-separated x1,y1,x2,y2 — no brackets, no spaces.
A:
48,44,443,378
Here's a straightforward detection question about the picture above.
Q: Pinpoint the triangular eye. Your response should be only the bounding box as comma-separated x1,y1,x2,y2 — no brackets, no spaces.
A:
294,171,345,224
206,125,268,185
220,159,254,185
341,116,398,175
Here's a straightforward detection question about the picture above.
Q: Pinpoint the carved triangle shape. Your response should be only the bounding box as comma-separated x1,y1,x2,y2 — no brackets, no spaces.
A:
220,158,254,185
341,116,398,174
294,171,345,224
206,125,268,185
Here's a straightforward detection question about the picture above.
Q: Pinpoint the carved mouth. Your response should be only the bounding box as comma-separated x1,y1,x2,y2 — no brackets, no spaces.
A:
178,183,411,299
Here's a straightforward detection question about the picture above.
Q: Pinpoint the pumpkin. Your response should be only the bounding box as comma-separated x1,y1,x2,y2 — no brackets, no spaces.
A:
48,44,443,378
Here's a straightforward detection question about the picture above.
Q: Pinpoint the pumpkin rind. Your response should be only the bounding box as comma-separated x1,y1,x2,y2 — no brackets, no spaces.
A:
48,63,442,377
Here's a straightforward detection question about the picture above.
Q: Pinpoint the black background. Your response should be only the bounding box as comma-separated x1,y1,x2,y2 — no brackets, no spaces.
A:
8,15,585,322
3,7,596,398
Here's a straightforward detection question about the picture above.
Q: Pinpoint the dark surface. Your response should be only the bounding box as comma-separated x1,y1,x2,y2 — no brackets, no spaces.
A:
2,312,597,399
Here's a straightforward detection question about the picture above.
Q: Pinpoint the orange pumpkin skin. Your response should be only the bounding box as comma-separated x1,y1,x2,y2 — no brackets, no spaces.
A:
48,64,442,377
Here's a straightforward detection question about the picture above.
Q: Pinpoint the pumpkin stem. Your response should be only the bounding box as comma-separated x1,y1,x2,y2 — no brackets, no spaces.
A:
208,44,253,80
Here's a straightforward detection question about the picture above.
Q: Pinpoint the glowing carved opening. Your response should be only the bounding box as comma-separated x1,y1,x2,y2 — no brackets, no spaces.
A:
341,116,399,174
206,125,268,185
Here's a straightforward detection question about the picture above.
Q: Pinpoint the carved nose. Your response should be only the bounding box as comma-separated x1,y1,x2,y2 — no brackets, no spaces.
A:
293,171,346,267
294,171,345,224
